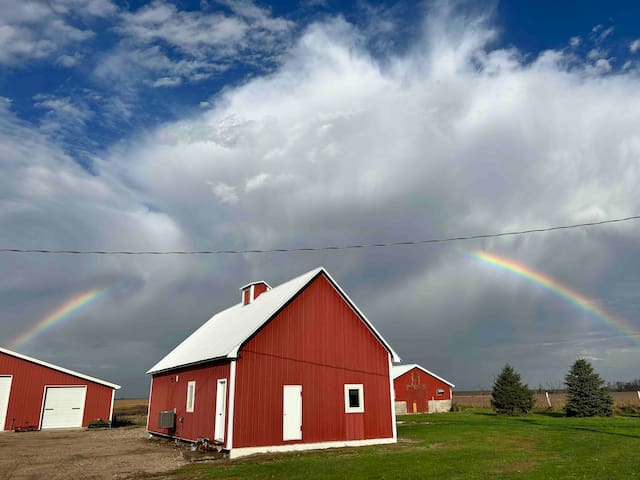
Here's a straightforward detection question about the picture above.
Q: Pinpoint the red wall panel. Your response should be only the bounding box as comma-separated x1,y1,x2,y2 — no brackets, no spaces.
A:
393,367,452,413
0,352,115,430
233,273,393,448
148,361,230,442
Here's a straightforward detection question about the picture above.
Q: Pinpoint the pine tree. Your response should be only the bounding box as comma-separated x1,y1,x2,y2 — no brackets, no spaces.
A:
491,364,535,415
564,358,613,417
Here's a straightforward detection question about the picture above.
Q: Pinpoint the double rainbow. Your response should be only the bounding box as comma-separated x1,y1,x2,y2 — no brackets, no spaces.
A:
471,251,639,342
9,287,109,350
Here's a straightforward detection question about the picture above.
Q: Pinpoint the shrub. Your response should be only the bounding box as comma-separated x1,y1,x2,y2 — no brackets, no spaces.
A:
564,358,613,417
491,364,535,415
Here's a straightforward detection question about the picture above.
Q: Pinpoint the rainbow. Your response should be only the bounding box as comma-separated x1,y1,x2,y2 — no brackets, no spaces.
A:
9,287,109,350
471,251,639,342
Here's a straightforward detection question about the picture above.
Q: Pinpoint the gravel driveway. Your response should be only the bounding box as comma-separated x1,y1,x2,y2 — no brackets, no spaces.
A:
0,427,185,480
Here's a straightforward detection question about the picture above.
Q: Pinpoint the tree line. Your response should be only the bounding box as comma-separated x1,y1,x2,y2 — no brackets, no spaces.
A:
492,358,614,417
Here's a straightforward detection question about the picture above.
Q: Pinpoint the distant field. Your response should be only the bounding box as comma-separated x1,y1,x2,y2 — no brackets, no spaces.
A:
113,398,149,426
455,391,640,409
161,409,640,479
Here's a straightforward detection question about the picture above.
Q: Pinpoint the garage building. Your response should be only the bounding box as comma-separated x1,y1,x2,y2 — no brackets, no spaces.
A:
392,364,454,414
0,347,120,431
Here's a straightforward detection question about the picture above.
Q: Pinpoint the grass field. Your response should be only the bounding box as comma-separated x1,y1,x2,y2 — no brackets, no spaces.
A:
113,398,149,426
160,410,640,479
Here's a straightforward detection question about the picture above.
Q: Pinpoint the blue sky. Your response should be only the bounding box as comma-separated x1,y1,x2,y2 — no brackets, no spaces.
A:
3,0,638,167
2,0,640,396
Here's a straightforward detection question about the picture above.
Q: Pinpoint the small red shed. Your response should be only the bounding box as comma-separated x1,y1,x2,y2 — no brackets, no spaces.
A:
0,347,120,431
392,364,455,414
147,267,400,458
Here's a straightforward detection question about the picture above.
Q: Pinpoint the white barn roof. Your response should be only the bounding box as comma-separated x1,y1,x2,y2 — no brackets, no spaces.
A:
148,267,400,374
0,347,121,389
392,364,455,388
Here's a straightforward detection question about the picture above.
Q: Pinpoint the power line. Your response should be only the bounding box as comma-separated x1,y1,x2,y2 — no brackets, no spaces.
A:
1,214,639,256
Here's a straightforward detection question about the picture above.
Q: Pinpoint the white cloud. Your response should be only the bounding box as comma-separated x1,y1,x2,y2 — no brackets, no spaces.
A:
152,76,183,88
569,36,581,47
101,0,294,89
630,39,640,53
56,53,82,67
245,173,270,192
0,0,112,66
209,181,239,205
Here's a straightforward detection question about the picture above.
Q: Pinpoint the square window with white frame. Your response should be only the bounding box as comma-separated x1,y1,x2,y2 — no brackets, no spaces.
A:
186,381,196,412
344,384,364,413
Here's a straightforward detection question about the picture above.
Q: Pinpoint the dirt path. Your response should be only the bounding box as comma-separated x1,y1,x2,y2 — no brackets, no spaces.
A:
0,427,186,480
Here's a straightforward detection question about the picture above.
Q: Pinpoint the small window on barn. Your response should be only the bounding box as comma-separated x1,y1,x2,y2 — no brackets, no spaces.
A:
186,381,196,413
344,384,364,413
436,388,445,396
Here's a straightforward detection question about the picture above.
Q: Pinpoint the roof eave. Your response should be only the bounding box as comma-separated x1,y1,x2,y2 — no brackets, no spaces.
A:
146,354,236,375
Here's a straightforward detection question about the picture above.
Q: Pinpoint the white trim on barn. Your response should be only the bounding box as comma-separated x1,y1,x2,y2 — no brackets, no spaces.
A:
0,375,12,431
388,355,397,441
229,437,396,459
225,360,236,450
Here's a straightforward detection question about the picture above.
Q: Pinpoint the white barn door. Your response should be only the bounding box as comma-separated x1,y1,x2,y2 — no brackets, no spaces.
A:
214,379,227,443
0,376,11,431
41,386,86,429
282,385,302,441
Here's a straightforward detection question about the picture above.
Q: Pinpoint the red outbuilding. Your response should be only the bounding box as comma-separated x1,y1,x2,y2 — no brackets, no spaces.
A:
0,347,120,431
147,267,400,458
392,364,455,414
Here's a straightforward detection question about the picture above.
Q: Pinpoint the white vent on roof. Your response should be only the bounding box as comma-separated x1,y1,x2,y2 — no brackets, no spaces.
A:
240,281,271,305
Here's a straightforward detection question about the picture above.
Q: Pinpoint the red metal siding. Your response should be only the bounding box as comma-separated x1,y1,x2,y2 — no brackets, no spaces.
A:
233,273,393,448
243,289,250,305
393,367,452,413
0,352,115,430
253,283,269,300
148,362,230,442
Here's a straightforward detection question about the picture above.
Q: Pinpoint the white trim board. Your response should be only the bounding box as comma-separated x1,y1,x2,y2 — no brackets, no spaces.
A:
229,437,396,459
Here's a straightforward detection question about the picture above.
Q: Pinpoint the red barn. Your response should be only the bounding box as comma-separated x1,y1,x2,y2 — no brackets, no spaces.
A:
147,267,400,458
392,364,455,414
0,347,120,431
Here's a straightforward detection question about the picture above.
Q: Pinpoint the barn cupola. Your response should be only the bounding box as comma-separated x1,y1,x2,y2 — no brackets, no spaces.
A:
240,281,271,305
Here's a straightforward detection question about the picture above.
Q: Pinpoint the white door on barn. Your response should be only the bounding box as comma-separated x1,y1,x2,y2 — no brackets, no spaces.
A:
214,379,227,443
0,376,12,431
41,386,86,429
282,385,302,441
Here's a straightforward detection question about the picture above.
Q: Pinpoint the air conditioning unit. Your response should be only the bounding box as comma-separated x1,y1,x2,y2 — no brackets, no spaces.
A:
158,410,176,429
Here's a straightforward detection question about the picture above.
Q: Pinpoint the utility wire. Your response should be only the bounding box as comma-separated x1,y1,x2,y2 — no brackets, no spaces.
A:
1,215,639,256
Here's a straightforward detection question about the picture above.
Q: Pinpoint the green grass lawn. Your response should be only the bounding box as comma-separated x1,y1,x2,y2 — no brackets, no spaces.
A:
163,410,640,479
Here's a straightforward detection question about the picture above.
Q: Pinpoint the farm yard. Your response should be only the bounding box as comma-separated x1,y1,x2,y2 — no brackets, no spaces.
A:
0,398,639,479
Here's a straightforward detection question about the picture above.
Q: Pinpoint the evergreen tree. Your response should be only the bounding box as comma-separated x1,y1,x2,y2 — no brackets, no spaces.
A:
564,358,613,417
491,364,535,415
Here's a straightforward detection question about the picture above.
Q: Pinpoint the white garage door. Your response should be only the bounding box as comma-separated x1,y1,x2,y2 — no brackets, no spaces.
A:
0,376,11,431
41,386,86,429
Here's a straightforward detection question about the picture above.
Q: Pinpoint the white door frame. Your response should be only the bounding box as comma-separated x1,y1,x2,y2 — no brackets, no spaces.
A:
0,376,12,431
214,378,227,443
40,385,87,429
282,384,302,441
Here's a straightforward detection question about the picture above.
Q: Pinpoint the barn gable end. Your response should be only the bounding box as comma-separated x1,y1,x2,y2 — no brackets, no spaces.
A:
392,364,455,414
